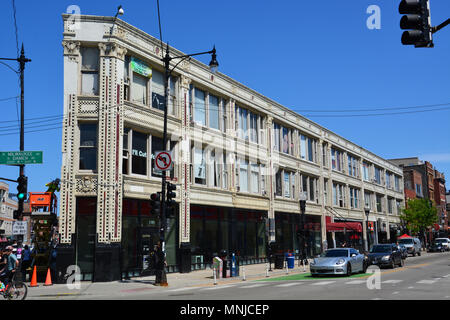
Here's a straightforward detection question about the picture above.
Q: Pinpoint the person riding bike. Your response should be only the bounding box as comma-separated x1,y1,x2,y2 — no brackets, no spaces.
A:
0,246,19,289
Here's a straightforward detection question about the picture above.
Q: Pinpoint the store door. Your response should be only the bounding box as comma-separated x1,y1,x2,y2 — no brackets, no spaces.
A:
140,227,158,276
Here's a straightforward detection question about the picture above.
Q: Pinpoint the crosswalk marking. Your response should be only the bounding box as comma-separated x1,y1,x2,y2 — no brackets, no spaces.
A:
381,280,403,284
310,281,336,286
275,282,303,287
416,280,437,284
345,280,367,285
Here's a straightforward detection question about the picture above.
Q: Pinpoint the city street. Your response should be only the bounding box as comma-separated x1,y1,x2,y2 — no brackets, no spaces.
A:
27,251,450,300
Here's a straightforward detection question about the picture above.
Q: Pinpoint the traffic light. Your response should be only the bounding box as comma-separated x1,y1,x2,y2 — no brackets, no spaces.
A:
16,175,28,201
13,210,19,220
150,192,161,216
399,0,433,47
166,182,176,208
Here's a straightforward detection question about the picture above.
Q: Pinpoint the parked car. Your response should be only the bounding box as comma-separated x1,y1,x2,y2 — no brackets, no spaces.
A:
435,238,450,251
310,248,366,277
428,241,445,253
397,244,408,259
398,238,422,256
367,244,403,268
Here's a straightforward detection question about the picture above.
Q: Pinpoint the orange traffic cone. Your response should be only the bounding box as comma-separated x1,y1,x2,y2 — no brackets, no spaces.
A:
30,266,38,287
44,268,53,286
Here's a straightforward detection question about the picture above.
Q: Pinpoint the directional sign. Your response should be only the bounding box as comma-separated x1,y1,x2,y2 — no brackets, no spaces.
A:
0,151,43,165
154,151,173,171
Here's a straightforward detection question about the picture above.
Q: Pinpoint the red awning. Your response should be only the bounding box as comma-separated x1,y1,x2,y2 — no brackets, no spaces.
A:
326,221,362,233
398,234,412,239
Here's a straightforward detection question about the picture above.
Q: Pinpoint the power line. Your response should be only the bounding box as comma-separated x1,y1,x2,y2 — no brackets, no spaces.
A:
292,102,450,113
0,96,19,102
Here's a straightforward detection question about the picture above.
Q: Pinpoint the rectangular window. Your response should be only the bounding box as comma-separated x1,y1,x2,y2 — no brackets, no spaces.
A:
323,179,329,205
348,155,358,177
273,123,281,152
331,148,343,172
394,175,400,191
131,131,148,176
388,198,393,214
282,127,289,154
284,172,290,198
332,183,345,207
131,72,148,105
386,172,392,189
194,89,206,126
364,192,371,209
307,138,314,162
362,162,370,181
222,152,228,190
151,69,165,110
79,123,97,170
376,194,383,212
221,100,227,133
322,143,328,167
193,145,206,184
300,135,306,160
249,112,258,143
239,107,248,141
374,167,381,184
151,136,164,177
209,94,220,130
239,159,249,193
350,187,359,209
275,170,282,196
168,76,177,116
81,47,99,95
122,128,130,175
251,163,259,194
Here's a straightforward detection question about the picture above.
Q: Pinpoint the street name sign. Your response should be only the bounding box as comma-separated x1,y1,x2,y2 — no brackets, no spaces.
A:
0,151,43,165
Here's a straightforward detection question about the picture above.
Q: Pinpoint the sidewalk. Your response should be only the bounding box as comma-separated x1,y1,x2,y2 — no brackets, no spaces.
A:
26,260,311,299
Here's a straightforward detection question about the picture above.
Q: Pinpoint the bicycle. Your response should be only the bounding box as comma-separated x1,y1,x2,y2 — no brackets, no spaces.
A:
0,272,27,300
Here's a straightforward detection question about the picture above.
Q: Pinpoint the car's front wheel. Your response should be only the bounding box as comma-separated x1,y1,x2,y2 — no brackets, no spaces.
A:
346,263,352,276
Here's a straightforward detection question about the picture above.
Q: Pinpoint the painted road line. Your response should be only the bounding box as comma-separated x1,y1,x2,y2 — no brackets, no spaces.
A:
310,281,336,286
345,280,367,285
202,284,235,290
416,280,437,284
381,280,403,284
241,283,268,289
275,282,303,287
167,287,196,292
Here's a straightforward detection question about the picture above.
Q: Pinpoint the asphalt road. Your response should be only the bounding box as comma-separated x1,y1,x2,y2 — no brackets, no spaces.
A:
122,251,450,301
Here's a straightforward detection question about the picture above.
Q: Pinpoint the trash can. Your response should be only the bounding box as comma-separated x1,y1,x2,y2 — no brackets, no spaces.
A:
212,256,223,279
274,253,285,269
286,253,295,269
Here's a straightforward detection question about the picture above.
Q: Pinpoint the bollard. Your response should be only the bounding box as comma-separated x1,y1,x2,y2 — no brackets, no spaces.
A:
286,262,289,274
302,259,306,272
213,267,217,285
242,267,246,281
266,267,269,277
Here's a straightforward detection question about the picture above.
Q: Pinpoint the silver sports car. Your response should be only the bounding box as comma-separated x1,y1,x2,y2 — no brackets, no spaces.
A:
310,248,366,277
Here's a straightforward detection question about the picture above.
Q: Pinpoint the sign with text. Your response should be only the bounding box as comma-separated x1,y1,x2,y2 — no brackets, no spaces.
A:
12,221,27,235
0,151,43,165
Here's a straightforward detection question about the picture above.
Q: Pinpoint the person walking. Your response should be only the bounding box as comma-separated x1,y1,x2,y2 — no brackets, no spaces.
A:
20,245,31,282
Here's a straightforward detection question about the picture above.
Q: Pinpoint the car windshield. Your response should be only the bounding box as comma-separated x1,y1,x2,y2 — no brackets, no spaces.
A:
370,245,392,253
398,239,413,244
321,249,348,257
432,242,441,246
435,239,446,243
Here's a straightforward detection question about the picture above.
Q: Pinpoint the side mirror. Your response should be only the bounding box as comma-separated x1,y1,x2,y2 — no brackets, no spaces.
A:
351,253,357,257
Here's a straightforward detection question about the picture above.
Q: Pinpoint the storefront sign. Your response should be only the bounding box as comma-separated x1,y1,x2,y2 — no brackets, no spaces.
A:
131,57,152,78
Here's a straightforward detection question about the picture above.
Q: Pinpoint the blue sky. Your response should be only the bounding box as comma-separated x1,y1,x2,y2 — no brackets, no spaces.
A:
1,0,449,197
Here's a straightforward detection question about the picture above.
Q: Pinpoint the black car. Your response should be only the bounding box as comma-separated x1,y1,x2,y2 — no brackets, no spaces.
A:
368,244,403,268
428,241,445,253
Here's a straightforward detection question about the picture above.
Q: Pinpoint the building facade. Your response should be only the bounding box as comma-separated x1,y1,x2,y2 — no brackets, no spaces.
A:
389,157,447,238
58,14,404,282
0,182,18,242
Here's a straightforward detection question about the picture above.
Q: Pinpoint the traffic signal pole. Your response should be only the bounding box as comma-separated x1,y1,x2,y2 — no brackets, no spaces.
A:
0,45,31,220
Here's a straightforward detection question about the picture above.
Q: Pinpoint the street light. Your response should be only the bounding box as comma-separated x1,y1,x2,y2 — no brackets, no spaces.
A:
299,192,307,269
157,43,219,285
364,205,370,252
115,5,124,19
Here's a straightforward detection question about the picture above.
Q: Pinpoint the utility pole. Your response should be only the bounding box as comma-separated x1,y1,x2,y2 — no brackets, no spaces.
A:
0,44,31,220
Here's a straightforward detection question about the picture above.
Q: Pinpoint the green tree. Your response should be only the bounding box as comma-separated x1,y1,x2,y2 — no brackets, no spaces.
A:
400,198,438,246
